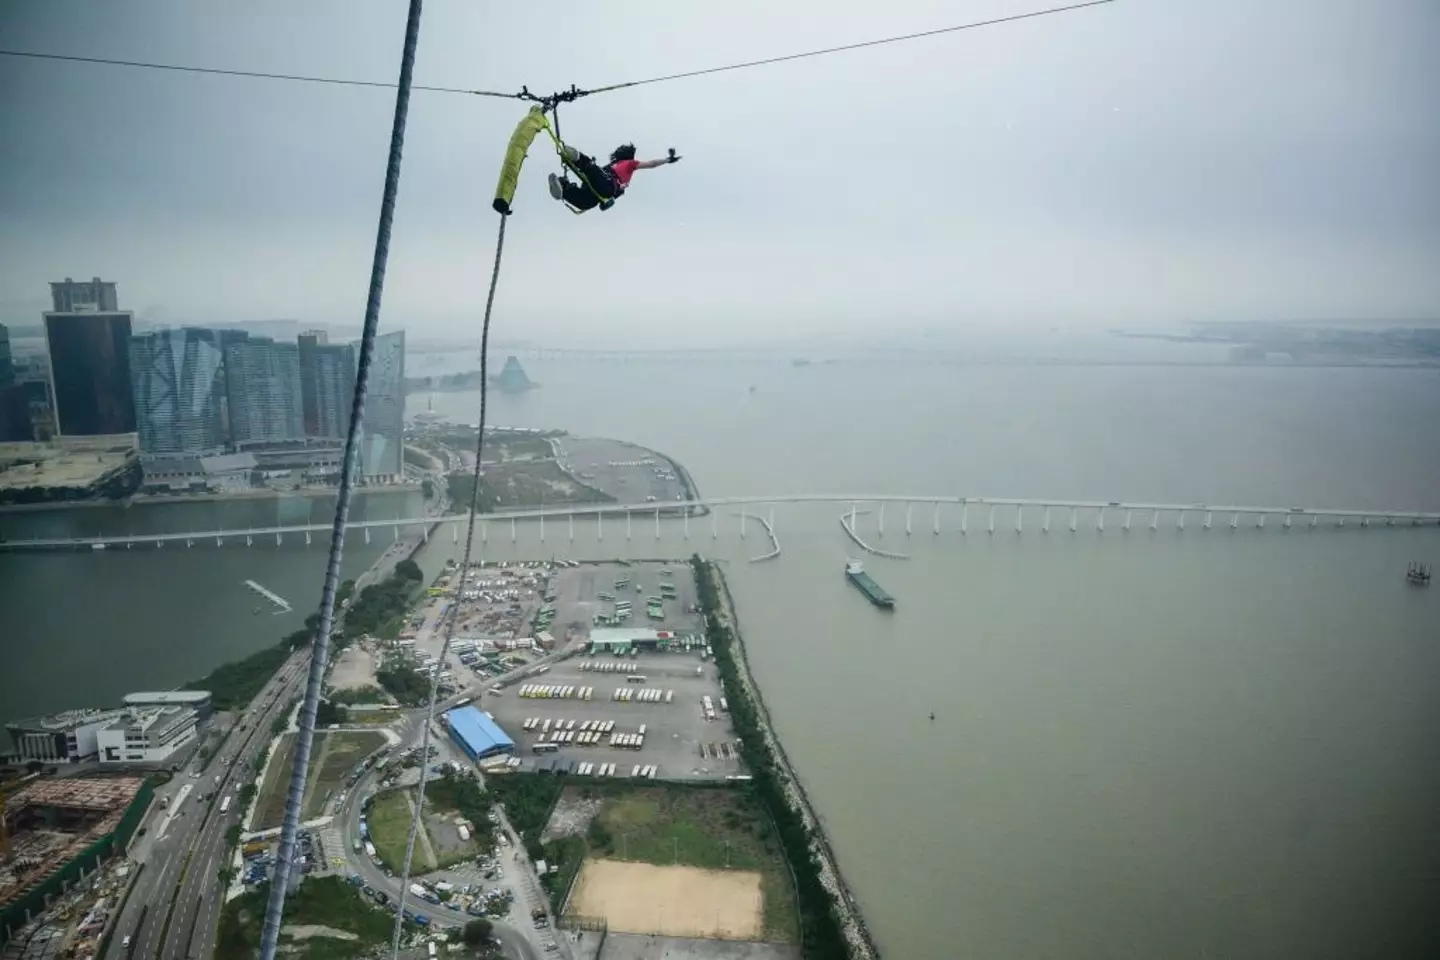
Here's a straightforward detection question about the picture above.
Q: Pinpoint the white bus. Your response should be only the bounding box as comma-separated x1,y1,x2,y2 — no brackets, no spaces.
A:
219,796,232,814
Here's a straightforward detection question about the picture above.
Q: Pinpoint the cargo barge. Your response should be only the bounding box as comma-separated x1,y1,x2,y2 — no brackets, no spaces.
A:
845,560,895,609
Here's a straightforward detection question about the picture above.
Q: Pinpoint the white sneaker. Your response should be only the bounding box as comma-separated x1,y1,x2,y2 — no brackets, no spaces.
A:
547,174,563,201
561,145,581,164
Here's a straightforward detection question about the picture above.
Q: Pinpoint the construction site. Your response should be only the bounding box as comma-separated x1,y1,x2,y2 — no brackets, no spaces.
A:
0,775,151,952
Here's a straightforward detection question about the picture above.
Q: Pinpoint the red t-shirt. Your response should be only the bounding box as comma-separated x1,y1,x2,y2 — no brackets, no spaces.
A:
609,159,640,188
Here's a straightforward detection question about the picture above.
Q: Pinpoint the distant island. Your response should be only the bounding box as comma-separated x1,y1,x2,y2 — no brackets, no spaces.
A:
404,355,538,395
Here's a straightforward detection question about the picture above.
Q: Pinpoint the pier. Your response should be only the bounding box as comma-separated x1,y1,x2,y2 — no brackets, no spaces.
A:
244,579,293,613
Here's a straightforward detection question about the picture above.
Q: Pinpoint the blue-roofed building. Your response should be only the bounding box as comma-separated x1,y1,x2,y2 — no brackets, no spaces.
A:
445,706,515,761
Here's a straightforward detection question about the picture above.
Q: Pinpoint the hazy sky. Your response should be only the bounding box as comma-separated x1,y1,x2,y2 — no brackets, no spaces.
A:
1,0,1437,346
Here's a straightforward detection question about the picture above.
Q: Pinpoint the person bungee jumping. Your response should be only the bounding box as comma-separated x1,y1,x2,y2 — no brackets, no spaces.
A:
548,143,680,212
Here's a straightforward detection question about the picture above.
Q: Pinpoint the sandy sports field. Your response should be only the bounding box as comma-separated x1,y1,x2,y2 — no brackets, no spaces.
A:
569,859,763,940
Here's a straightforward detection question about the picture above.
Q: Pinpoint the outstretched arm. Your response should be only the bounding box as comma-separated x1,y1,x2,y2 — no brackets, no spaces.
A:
636,154,680,170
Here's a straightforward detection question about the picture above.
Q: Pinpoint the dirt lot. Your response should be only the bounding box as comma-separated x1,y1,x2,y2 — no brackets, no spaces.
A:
571,860,762,940
544,784,797,943
328,644,380,691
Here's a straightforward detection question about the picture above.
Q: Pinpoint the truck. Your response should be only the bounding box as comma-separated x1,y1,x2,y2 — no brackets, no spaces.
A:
364,841,377,859
242,840,268,857
457,825,470,842
410,883,430,900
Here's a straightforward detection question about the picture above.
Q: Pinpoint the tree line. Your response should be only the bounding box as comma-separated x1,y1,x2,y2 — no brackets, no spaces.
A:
690,556,854,959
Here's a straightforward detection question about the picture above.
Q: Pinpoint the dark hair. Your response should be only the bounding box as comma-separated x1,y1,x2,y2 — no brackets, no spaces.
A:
609,144,637,163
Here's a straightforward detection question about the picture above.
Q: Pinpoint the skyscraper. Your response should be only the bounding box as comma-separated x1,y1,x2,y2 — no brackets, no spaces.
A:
0,322,28,441
43,279,135,437
223,337,304,446
50,277,119,313
353,330,405,479
128,328,227,454
0,322,14,388
298,331,356,439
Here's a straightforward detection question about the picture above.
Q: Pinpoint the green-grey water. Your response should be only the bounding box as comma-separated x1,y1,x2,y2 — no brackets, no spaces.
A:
4,357,1439,958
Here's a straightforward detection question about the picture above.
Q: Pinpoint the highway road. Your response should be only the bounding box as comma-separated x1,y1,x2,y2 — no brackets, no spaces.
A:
163,657,309,959
98,489,454,960
104,653,308,960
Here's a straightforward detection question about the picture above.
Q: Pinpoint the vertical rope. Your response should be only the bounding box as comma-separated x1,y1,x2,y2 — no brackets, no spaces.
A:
388,212,507,956
257,1,425,957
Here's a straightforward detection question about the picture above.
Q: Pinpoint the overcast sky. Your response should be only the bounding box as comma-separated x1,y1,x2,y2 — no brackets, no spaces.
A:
1,0,1436,347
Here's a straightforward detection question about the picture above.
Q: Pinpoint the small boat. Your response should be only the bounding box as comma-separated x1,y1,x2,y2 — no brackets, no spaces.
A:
1406,561,1431,586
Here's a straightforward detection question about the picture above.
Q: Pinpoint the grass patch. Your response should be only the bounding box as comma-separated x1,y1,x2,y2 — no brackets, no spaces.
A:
584,785,798,943
253,733,296,830
446,459,612,512
302,731,387,820
426,774,497,851
216,875,399,960
368,789,434,874
253,731,386,828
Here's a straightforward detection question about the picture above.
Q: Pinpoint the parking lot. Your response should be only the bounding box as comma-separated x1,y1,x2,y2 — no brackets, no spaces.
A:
484,562,742,782
490,657,744,781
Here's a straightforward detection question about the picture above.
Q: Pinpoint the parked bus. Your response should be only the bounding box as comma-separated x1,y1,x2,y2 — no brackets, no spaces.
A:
532,742,560,754
626,675,647,683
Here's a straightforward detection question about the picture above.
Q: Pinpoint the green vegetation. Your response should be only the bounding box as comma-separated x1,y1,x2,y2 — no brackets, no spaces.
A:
253,734,296,830
367,788,433,873
343,564,423,640
426,773,497,849
540,834,587,912
302,730,387,820
462,918,493,946
185,637,298,712
315,699,347,726
338,579,357,604
251,730,387,828
216,876,399,960
485,775,563,847
692,556,849,958
581,785,797,942
375,664,429,707
446,459,611,512
329,685,386,705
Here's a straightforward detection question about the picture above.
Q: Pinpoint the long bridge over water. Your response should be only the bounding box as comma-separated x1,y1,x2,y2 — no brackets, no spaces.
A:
3,494,1437,553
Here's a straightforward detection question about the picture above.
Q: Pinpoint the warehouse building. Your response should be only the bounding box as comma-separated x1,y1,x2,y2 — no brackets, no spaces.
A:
587,627,669,655
444,706,514,761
